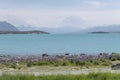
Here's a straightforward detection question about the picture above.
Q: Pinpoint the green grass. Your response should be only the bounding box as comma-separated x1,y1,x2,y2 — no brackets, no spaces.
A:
1,73,120,80
27,59,112,67
0,59,112,69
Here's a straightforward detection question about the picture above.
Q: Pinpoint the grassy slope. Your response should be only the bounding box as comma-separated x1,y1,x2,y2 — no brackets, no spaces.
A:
1,73,120,80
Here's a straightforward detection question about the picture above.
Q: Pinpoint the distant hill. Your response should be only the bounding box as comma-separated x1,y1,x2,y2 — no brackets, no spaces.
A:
0,21,49,34
80,25,120,33
0,21,18,31
18,24,120,34
18,26,79,34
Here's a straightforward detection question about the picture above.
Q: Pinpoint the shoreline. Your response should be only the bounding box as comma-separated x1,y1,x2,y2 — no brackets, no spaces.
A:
0,53,120,75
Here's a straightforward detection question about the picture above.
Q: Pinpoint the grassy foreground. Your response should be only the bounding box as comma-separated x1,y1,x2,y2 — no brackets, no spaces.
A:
1,73,120,80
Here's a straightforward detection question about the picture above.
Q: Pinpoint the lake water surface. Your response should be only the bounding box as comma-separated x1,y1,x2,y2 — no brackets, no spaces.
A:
0,33,120,55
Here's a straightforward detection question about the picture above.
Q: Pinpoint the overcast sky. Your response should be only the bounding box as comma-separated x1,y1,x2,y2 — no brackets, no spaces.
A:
0,0,120,30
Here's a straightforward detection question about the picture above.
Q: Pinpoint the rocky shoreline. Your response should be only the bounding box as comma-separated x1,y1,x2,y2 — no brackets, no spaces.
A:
0,53,119,69
0,53,119,75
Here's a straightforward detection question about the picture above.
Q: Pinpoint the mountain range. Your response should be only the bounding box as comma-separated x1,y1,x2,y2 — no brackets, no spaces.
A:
81,25,120,33
18,26,79,34
0,21,49,34
18,24,120,34
0,21,120,34
0,21,18,31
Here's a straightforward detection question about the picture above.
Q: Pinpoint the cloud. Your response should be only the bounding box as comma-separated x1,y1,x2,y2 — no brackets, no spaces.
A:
0,7,120,31
0,8,60,28
0,8,88,29
61,16,86,29
83,0,106,8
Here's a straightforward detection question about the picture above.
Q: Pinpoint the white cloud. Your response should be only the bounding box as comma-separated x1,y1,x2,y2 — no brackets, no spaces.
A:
78,10,120,27
61,16,86,29
84,0,106,8
0,8,120,30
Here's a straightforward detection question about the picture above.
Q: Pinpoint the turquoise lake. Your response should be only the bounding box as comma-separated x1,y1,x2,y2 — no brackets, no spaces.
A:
0,33,120,55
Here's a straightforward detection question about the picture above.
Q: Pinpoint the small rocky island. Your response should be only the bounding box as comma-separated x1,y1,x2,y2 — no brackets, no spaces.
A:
91,31,110,34
0,21,49,34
